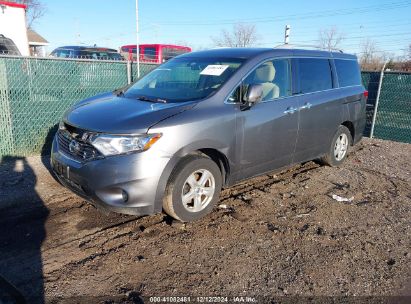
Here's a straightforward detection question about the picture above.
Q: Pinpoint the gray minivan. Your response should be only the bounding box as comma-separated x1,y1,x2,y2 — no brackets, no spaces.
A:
51,48,367,222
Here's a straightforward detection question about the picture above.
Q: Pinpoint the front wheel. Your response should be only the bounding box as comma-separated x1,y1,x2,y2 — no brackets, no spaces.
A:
320,125,352,166
163,155,222,222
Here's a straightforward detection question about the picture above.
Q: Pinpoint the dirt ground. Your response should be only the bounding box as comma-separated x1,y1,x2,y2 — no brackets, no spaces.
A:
0,138,410,303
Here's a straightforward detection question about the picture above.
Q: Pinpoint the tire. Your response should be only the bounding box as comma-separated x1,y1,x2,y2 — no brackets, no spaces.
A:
163,155,222,222
320,125,352,167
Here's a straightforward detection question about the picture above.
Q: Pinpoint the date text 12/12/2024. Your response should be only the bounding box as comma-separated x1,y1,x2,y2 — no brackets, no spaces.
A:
149,296,257,303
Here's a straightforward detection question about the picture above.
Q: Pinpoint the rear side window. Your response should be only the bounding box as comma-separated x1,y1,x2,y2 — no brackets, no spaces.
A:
334,59,361,87
298,58,333,93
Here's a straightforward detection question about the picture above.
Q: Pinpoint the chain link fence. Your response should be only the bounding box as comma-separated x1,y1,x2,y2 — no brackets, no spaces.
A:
0,55,410,158
0,55,156,157
373,72,411,143
362,71,411,144
360,71,380,136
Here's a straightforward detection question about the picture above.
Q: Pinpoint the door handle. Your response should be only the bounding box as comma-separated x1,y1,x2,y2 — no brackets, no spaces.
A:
284,107,297,114
299,102,312,110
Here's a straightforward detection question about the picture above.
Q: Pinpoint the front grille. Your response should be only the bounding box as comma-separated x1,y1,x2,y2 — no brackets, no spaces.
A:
57,129,102,162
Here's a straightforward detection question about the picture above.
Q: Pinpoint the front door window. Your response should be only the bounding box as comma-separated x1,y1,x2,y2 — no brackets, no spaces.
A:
229,59,292,103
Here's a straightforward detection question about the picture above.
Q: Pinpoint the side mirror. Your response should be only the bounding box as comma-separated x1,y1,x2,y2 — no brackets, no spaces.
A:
243,84,263,106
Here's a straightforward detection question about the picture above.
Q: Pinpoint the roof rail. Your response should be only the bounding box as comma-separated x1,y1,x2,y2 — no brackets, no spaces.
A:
274,43,344,53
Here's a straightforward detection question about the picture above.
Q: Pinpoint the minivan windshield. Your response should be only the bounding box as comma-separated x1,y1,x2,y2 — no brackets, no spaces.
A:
124,57,245,102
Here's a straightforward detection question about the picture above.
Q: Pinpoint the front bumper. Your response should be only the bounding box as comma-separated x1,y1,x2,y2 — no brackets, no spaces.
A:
50,136,170,216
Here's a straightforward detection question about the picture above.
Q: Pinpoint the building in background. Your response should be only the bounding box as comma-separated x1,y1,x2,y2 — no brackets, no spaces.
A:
0,1,29,55
28,29,48,56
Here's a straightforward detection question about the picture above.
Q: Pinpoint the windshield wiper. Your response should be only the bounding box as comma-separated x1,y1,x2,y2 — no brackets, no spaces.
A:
136,96,167,103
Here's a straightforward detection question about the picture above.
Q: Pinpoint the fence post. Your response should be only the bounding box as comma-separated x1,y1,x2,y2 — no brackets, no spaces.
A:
126,60,132,84
370,61,388,139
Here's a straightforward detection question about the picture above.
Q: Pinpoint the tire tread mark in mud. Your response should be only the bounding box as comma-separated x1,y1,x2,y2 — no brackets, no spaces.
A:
49,201,87,217
220,162,321,203
46,243,128,281
43,217,138,252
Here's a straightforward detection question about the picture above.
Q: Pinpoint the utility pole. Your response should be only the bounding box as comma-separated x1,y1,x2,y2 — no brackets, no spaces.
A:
284,25,291,44
136,0,140,78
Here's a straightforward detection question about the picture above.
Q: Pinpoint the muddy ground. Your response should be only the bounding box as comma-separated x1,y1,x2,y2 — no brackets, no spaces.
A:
0,138,410,303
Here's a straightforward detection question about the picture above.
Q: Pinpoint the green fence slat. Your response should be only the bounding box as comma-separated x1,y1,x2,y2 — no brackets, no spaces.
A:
361,71,381,136
0,58,14,155
131,62,157,82
373,72,411,143
0,56,155,158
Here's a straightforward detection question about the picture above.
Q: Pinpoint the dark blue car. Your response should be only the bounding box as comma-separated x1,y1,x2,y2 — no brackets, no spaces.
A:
50,46,123,60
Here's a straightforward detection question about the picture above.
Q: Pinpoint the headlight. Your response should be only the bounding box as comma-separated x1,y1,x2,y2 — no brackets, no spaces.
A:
89,133,161,156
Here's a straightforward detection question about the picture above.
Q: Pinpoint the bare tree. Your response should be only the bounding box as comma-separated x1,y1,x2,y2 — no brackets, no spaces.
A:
12,0,46,28
318,28,345,51
211,23,259,48
399,44,411,71
359,39,385,71
360,39,378,64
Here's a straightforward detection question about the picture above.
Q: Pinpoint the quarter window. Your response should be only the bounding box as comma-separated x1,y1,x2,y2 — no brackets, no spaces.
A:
334,59,361,87
298,58,333,93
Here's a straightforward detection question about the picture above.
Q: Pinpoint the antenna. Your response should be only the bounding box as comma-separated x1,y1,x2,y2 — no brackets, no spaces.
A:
284,25,291,44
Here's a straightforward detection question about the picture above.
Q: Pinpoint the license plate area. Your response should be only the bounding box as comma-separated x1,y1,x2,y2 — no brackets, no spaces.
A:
53,160,85,193
54,160,67,177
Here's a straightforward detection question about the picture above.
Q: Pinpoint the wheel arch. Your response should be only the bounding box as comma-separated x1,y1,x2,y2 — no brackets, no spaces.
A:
152,142,231,213
341,120,355,145
197,148,230,187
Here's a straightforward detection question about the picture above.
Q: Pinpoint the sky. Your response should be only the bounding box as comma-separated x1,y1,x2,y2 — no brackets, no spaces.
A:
34,0,411,57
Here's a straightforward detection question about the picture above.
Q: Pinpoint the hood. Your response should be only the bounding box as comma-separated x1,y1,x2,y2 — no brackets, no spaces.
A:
64,92,195,134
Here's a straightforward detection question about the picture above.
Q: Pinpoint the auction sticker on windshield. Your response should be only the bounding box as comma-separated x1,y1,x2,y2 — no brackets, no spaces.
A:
200,65,229,76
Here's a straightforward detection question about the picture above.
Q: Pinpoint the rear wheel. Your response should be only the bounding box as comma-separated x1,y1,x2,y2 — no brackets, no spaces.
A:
320,125,352,166
163,155,222,222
